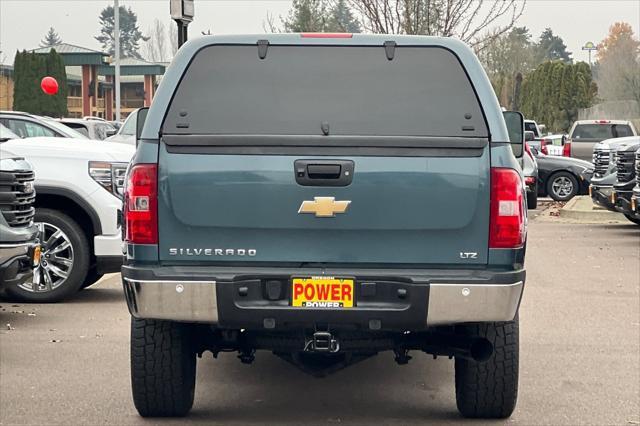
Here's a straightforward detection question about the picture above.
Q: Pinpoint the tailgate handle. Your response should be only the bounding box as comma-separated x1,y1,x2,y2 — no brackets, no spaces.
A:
307,164,341,179
295,160,354,187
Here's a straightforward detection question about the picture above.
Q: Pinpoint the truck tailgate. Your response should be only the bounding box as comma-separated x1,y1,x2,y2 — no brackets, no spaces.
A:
158,148,489,265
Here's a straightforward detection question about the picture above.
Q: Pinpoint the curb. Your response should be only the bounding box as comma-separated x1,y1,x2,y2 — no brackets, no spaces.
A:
559,196,625,222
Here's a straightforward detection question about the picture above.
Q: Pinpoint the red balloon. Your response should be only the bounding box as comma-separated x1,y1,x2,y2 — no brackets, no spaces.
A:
41,76,59,95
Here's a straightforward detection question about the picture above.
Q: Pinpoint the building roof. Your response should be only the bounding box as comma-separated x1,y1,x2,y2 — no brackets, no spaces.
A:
31,43,105,55
0,64,13,77
99,57,166,76
31,43,108,66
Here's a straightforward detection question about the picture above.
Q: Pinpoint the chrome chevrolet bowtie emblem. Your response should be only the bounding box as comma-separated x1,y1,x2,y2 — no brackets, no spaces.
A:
298,197,351,218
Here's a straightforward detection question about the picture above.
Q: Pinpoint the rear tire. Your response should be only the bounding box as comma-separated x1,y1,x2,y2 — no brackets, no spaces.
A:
454,317,519,419
526,187,538,209
81,268,104,289
131,318,196,417
624,214,640,225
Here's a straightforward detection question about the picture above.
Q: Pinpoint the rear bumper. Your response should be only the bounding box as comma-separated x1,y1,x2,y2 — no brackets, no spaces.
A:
122,265,525,330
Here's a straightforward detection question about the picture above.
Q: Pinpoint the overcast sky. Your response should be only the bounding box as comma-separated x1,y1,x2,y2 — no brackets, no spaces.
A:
0,0,639,65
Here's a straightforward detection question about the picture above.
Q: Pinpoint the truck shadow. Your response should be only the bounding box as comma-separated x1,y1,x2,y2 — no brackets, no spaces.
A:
181,352,471,424
0,287,125,305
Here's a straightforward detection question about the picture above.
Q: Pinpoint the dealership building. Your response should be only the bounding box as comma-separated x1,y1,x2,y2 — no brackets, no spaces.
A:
1,43,166,120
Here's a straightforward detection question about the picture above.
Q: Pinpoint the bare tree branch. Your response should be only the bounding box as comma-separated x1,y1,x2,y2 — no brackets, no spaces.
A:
345,0,525,48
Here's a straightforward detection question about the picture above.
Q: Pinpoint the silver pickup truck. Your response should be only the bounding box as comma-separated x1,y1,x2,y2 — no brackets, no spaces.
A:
568,119,637,162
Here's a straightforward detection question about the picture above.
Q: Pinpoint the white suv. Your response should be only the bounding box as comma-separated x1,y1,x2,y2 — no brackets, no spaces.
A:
0,124,133,301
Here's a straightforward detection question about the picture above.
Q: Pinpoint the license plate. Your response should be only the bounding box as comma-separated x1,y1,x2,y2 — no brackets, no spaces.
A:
632,198,637,211
292,277,354,308
611,192,616,203
588,186,592,197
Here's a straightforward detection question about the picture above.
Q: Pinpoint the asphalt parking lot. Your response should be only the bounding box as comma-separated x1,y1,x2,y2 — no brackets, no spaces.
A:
1,214,639,425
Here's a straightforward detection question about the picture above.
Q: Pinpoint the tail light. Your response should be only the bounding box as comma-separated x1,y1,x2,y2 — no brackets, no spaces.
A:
124,164,158,244
563,140,571,157
540,138,549,155
489,168,525,249
524,142,532,157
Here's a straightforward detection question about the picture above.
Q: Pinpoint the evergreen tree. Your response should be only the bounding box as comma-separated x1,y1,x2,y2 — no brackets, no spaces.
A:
326,0,361,33
95,5,149,59
282,0,328,32
13,50,68,117
44,49,68,117
40,27,63,47
12,51,24,111
281,0,361,33
537,28,572,63
520,61,596,132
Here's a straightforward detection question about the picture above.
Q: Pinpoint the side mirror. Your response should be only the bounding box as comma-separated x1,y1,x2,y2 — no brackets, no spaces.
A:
105,128,117,138
502,111,524,158
524,131,535,142
530,146,539,156
135,107,149,147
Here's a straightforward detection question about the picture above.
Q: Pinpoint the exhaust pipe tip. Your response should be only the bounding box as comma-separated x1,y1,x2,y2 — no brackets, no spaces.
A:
470,338,493,362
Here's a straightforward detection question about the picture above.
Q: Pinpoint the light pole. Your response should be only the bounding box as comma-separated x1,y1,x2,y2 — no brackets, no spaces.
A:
170,0,194,49
114,0,121,121
582,41,598,68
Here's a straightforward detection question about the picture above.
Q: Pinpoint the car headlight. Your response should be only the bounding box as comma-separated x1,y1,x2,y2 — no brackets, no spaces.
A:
89,161,129,199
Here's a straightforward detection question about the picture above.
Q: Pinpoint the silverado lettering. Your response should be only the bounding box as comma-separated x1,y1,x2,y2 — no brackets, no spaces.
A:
168,248,257,256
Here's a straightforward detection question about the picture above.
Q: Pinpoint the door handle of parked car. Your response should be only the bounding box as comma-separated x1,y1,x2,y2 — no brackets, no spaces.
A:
295,160,354,186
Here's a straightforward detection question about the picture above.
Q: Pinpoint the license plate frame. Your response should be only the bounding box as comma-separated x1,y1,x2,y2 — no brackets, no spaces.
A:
291,276,355,308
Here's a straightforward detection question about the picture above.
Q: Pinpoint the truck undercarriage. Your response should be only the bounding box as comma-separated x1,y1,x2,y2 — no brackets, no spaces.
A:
193,326,494,377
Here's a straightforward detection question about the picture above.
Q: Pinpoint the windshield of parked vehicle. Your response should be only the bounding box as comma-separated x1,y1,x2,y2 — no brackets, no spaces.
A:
61,122,90,137
163,45,488,138
41,118,89,139
0,123,21,141
571,123,633,140
119,112,137,136
524,122,539,137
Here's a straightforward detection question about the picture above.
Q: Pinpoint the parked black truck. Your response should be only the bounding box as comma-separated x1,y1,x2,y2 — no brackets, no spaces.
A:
590,136,639,216
631,148,640,215
612,139,640,224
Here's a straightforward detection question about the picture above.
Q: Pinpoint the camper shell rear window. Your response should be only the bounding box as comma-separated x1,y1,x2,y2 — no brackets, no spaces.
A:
163,45,488,139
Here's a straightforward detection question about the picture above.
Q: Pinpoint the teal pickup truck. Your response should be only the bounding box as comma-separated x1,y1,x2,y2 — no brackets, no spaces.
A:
122,34,527,419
